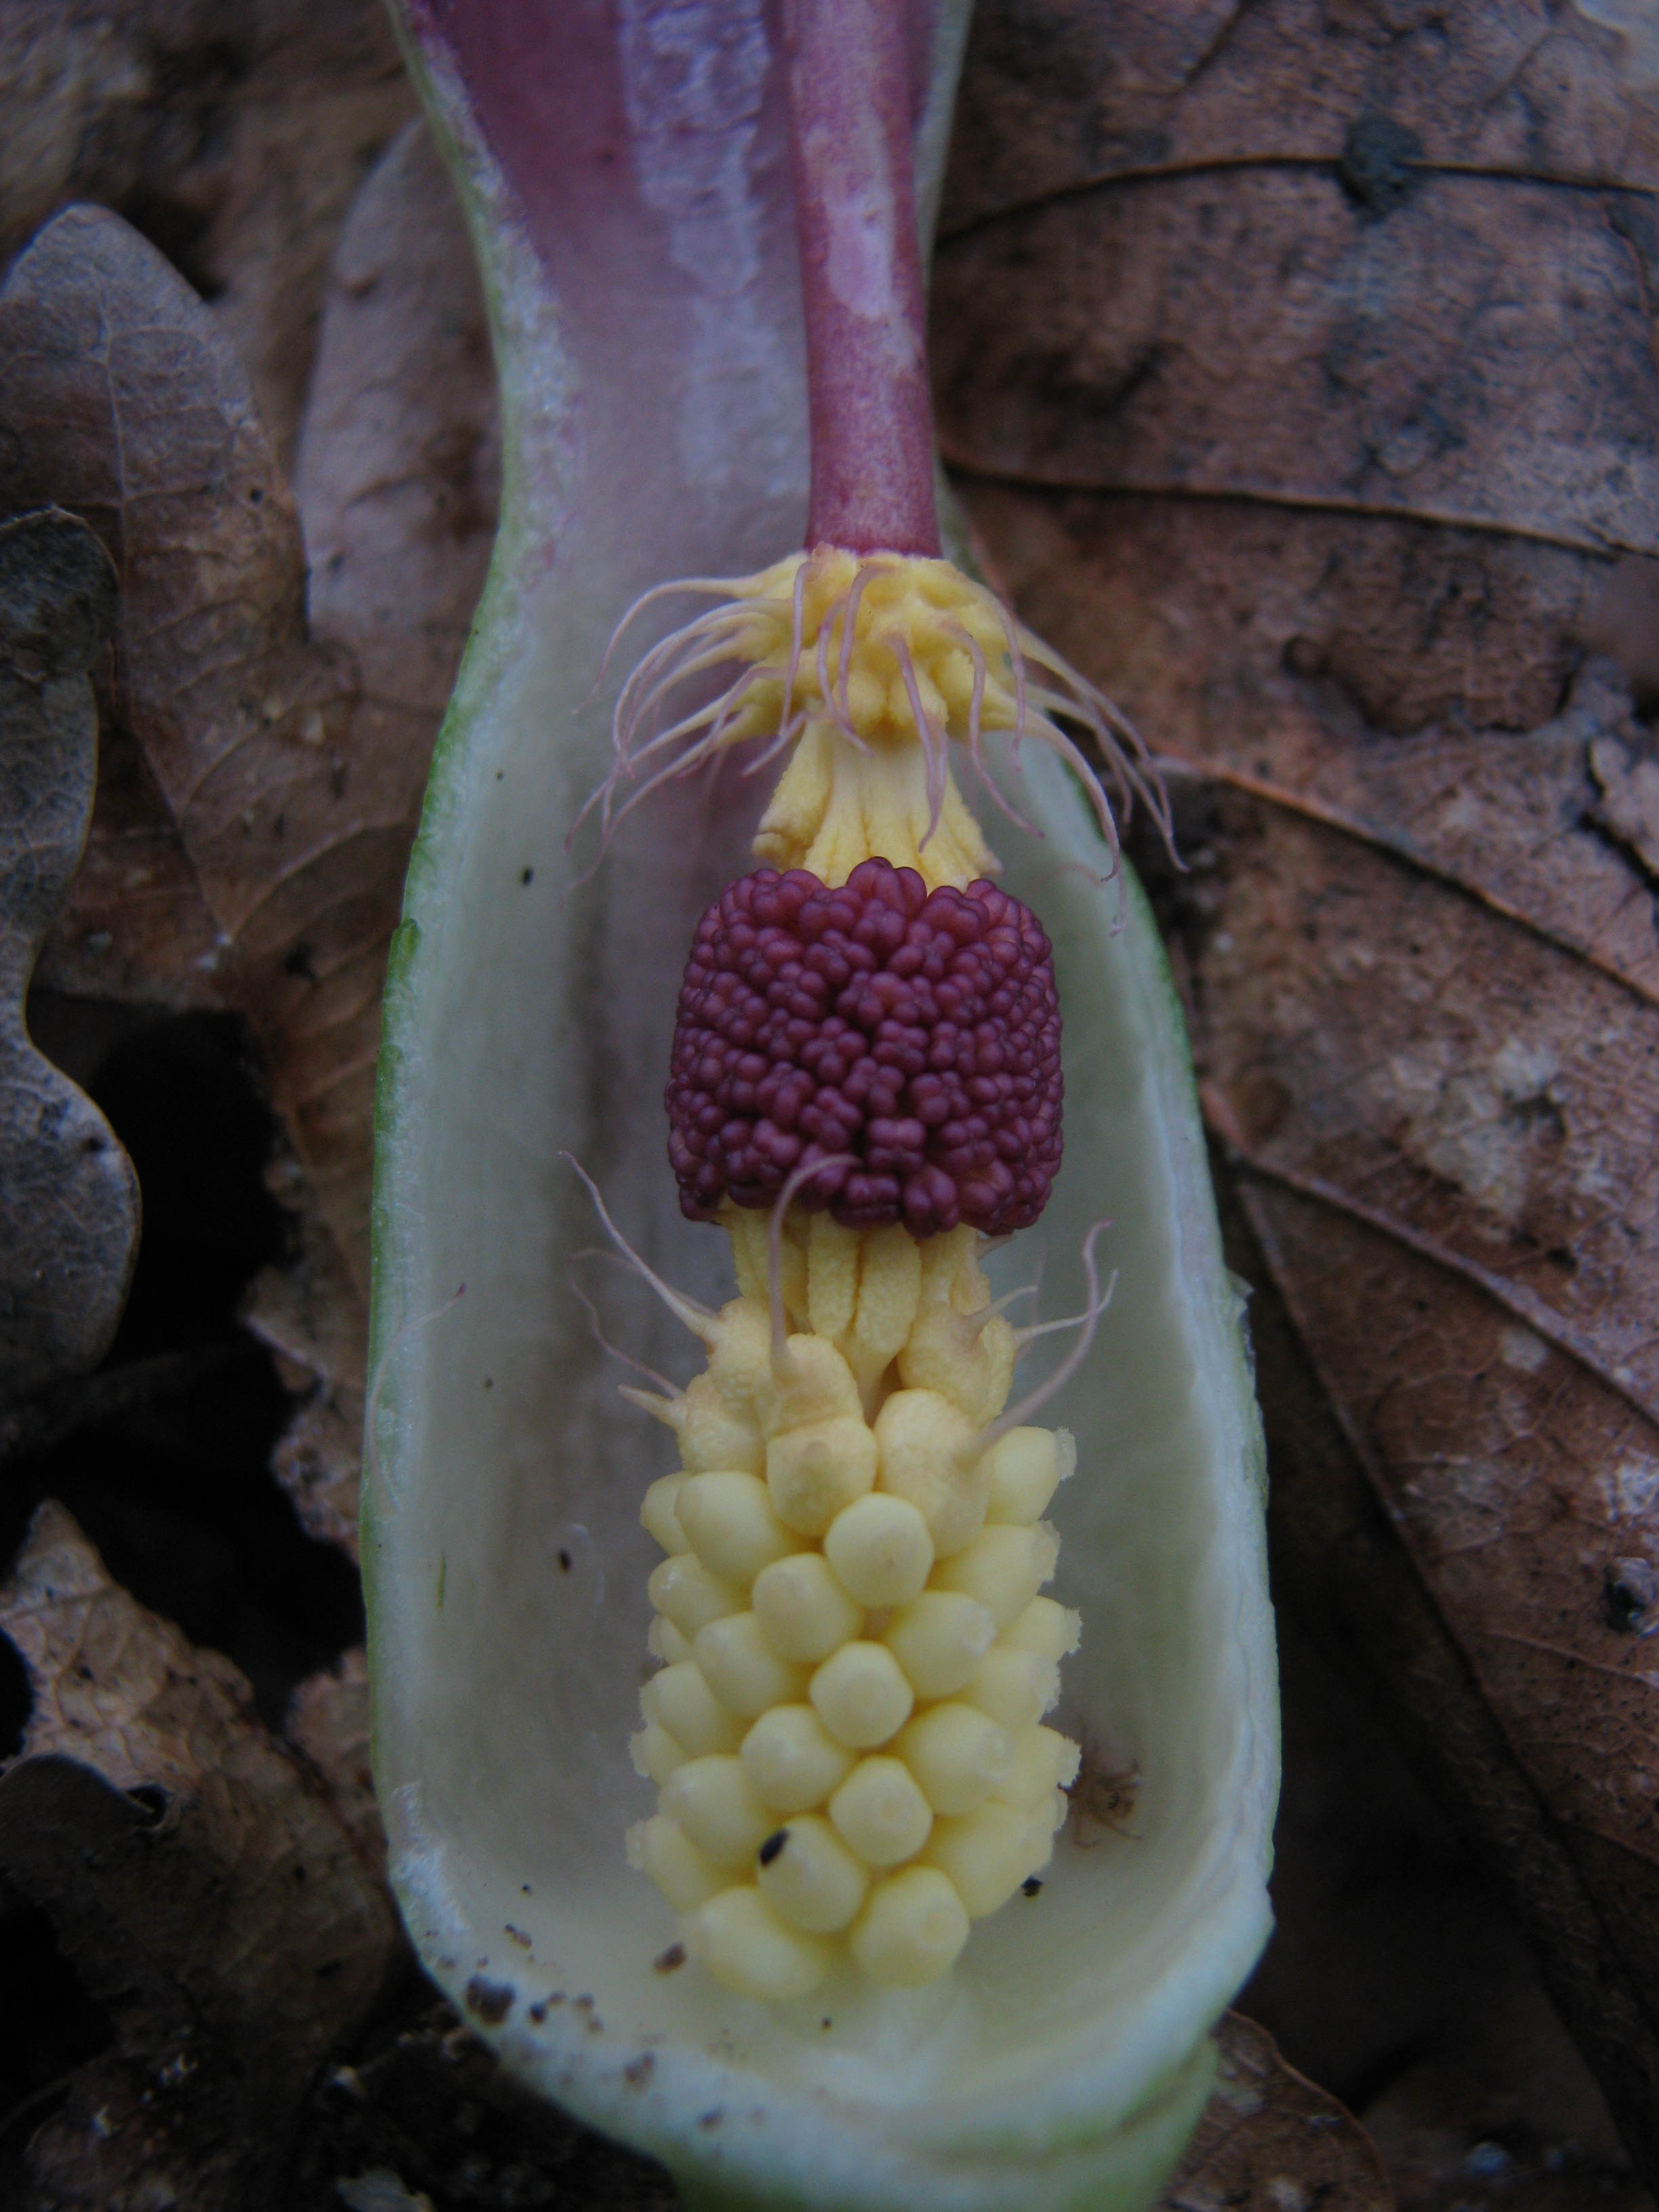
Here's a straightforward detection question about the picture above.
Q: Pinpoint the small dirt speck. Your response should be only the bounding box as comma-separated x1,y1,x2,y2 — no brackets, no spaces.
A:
654,1944,687,1974
464,1976,514,2026
1336,110,1423,218
623,2053,655,2087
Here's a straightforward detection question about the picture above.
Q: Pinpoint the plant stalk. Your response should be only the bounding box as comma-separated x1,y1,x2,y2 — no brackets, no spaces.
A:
783,0,941,557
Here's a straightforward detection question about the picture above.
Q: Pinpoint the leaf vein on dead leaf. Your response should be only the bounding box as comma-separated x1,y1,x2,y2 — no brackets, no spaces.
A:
942,453,1646,558
1167,753,1659,1013
939,157,1659,249
1476,1625,1659,1689
1211,1124,1659,1431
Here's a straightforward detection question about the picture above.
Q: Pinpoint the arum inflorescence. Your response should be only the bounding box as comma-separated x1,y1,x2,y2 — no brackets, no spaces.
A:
369,1,1275,2201
596,533,1141,1999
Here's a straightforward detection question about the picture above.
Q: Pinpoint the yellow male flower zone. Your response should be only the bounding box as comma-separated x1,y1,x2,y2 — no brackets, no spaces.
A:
580,546,1145,1997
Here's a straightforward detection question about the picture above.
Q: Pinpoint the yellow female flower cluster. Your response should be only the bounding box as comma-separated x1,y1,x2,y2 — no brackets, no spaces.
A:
627,1211,1081,1998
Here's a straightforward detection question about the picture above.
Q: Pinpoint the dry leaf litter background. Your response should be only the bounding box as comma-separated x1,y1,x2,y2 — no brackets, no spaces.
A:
0,0,1653,2206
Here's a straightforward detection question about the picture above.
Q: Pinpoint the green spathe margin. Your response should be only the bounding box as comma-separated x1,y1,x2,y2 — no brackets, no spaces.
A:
364,9,1277,2211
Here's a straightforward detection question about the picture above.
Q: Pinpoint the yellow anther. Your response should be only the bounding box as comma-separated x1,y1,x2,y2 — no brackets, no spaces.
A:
756,1333,863,1437
646,1370,766,1476
844,1224,924,1374
895,1297,1017,1429
804,1210,861,1341
872,1389,988,1559
754,719,996,889
695,1300,772,1422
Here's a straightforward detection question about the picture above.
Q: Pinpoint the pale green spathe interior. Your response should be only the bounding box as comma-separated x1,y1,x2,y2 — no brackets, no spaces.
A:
365,10,1277,2209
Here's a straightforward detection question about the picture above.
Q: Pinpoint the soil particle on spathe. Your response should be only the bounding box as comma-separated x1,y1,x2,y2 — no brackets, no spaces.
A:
464,1978,514,2026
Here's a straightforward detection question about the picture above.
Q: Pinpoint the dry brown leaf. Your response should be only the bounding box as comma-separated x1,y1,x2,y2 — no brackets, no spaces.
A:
0,176,493,1553
287,1642,384,1864
0,1500,398,2207
285,2003,680,2212
0,0,415,464
239,111,499,1552
1158,2013,1393,2212
937,0,1659,2182
0,204,385,1267
293,115,501,780
0,506,138,1403
248,1151,373,1557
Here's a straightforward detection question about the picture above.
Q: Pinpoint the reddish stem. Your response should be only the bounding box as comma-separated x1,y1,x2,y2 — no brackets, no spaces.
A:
784,0,942,558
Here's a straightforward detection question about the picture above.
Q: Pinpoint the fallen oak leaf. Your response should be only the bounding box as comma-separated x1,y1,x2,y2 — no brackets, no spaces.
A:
936,0,1659,2179
0,0,417,466
0,1500,398,2207
293,113,501,792
0,203,393,1282
943,0,1659,236
241,110,499,1557
0,189,494,1559
0,506,138,1404
1152,655,1659,1019
284,2001,678,2212
1588,720,1659,888
1156,2013,1393,2212
1,139,499,1561
287,1643,384,1865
